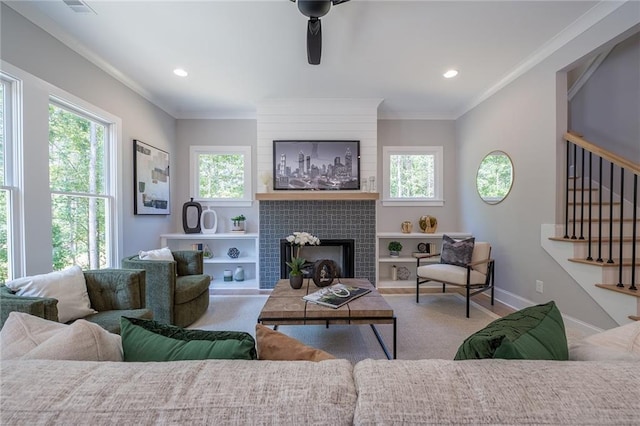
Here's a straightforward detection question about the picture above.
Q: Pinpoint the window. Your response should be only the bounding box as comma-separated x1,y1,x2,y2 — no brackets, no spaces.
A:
49,100,115,270
189,146,252,205
0,74,19,281
382,146,444,206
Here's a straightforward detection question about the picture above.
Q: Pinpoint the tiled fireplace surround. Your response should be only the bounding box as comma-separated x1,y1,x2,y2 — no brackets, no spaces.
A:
258,200,376,289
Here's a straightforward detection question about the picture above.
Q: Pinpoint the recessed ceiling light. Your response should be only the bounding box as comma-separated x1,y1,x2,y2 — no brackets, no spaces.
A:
173,68,188,77
443,69,459,79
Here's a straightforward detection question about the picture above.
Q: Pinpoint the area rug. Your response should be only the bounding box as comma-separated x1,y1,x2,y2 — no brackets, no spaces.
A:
189,293,500,363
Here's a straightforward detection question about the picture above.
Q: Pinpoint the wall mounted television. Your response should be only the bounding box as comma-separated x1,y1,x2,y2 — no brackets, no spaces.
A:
273,140,360,191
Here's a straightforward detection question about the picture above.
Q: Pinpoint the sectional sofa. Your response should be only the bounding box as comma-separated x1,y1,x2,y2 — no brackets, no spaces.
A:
1,357,639,424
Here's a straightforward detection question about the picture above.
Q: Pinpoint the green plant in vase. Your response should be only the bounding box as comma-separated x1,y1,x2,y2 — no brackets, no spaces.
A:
388,241,402,257
231,214,246,231
286,257,306,289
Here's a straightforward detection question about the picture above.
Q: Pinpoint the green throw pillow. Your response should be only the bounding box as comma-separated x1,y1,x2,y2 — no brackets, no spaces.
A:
120,317,257,362
454,301,568,361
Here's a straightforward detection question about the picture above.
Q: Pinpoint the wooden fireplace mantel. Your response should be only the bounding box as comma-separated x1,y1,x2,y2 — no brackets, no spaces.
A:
255,192,379,201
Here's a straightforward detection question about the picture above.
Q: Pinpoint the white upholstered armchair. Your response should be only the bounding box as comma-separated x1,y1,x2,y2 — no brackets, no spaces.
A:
416,239,495,318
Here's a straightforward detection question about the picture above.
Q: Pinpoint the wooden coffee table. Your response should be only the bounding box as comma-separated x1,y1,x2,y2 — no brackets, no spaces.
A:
258,278,397,359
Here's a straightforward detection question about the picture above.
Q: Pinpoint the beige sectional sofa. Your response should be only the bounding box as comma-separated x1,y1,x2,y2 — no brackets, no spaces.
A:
2,358,639,425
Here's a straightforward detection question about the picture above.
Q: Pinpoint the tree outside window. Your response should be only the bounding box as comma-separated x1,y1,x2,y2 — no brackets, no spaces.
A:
190,146,252,205
49,103,110,270
383,146,444,206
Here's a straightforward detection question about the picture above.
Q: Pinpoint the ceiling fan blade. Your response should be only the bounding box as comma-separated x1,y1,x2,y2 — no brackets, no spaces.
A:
332,0,350,5
307,18,322,65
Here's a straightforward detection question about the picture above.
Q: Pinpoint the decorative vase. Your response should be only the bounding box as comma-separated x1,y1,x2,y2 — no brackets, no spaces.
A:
182,198,202,234
233,266,244,281
390,251,400,257
223,270,233,282
289,274,303,289
401,221,413,233
419,215,438,233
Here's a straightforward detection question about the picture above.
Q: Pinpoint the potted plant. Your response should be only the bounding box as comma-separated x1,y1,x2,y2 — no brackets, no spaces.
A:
231,214,246,232
286,257,306,289
388,241,402,257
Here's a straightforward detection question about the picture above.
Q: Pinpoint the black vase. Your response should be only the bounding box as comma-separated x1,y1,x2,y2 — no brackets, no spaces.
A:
182,198,202,234
289,274,303,289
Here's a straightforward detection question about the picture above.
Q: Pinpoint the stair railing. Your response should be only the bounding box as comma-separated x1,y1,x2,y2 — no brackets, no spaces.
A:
564,131,639,291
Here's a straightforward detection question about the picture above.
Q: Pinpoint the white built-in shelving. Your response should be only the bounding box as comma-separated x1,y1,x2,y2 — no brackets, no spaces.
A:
160,233,259,290
376,232,471,288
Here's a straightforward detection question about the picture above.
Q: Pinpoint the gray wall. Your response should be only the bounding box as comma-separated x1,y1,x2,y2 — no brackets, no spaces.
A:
175,119,258,232
1,4,176,272
455,3,639,329
570,32,640,163
376,120,460,233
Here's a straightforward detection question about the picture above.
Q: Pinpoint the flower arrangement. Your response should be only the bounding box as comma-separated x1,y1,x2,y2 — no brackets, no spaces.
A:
285,231,321,258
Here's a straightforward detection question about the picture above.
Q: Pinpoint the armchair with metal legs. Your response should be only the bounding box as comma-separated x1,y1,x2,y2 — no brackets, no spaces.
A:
416,242,495,318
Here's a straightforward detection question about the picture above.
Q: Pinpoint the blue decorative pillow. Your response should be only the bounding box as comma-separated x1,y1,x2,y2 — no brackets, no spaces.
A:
440,235,475,267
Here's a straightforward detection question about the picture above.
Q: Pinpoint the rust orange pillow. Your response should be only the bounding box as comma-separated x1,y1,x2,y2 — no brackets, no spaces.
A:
256,324,335,361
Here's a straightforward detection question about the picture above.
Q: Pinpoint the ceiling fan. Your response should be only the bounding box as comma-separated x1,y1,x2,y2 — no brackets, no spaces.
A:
290,0,350,65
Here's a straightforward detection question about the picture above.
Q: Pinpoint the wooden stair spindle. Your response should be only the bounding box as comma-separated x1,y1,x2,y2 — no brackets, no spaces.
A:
579,147,586,240
564,141,570,239
607,162,614,264
597,157,604,263
587,152,593,260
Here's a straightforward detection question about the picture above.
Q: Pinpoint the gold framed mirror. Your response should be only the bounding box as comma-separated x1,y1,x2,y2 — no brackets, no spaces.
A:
476,150,514,204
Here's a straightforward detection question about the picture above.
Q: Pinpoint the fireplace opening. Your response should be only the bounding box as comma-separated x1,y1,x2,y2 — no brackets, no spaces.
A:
280,239,355,279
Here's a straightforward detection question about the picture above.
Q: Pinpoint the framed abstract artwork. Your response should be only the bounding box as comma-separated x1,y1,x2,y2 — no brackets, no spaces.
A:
133,139,170,215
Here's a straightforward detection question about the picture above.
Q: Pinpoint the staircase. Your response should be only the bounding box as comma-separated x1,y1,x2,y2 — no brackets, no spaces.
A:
542,132,639,325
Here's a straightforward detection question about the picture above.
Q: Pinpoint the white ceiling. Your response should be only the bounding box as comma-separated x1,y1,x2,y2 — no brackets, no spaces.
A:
6,0,615,119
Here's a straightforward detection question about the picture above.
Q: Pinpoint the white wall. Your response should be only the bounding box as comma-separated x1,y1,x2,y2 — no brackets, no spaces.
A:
456,2,639,329
1,4,177,273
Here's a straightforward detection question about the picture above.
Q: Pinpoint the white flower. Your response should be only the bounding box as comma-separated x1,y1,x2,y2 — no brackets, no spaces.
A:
285,232,321,258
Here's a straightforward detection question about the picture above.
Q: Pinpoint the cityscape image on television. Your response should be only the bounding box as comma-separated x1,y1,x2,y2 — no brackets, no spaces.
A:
273,140,360,190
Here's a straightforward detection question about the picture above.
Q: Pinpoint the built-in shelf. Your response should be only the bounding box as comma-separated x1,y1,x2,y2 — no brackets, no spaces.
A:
255,192,379,201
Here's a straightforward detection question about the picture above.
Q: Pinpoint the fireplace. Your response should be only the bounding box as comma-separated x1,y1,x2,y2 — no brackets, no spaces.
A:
280,239,355,279
258,200,376,289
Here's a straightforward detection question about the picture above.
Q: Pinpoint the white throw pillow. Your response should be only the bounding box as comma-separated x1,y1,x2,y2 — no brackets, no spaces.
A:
138,247,174,261
0,312,122,361
5,265,97,323
569,322,640,361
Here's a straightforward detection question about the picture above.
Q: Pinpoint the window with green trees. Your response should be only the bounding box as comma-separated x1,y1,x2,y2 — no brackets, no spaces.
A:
0,76,13,281
382,146,444,206
49,102,112,270
189,145,252,204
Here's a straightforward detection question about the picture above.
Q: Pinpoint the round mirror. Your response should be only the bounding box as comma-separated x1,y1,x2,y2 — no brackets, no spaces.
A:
476,151,514,204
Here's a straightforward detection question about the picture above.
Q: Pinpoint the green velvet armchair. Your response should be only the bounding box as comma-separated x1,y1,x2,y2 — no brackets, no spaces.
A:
0,269,152,333
121,250,210,327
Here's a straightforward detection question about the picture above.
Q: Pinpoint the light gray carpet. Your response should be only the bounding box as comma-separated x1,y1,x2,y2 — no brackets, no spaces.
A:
189,293,500,363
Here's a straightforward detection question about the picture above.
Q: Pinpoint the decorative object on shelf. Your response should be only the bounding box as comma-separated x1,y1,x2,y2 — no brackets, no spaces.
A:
397,266,410,280
223,269,233,282
368,176,376,192
227,247,240,259
401,221,413,233
259,171,273,193
233,266,245,282
200,208,218,234
391,265,398,281
286,257,306,289
202,244,213,259
182,198,202,234
417,242,428,253
231,215,246,232
133,139,170,215
361,179,369,192
419,215,438,233
312,259,337,287
388,241,402,257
